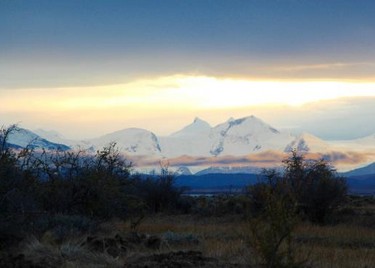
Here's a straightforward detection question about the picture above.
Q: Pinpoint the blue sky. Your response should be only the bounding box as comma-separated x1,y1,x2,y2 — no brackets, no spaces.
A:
1,0,375,140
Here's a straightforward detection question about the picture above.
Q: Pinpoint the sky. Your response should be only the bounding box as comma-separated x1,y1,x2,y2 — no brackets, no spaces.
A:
1,0,375,140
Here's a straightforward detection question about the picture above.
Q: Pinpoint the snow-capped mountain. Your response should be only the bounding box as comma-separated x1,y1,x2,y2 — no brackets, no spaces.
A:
196,166,263,175
209,116,294,156
175,166,193,176
6,128,70,151
33,129,88,148
88,128,162,156
7,115,375,173
33,129,66,143
159,117,213,157
7,116,330,157
170,117,211,137
285,132,330,153
160,115,297,157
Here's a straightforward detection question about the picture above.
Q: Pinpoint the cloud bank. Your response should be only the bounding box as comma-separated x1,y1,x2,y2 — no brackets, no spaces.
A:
128,150,375,172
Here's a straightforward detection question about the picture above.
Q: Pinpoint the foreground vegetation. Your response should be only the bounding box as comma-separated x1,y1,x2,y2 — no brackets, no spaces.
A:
1,201,374,267
1,125,374,267
131,210,375,268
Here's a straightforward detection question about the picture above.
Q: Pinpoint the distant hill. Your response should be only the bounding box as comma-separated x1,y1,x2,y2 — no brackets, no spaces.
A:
343,162,375,177
175,172,375,195
341,162,375,194
346,175,375,195
176,173,260,194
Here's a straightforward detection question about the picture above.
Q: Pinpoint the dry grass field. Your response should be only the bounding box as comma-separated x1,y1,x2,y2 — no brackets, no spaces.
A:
119,212,375,268
1,195,374,267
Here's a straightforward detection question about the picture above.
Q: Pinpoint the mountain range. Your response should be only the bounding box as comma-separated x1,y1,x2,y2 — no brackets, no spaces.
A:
5,115,375,174
5,128,70,151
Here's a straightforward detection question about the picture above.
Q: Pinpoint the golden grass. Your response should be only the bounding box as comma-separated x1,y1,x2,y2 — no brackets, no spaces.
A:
115,214,375,267
293,223,375,267
16,198,375,267
21,236,123,268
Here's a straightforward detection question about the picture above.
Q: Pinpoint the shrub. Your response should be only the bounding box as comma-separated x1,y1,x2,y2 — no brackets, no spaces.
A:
134,167,185,213
247,151,347,224
248,187,302,268
283,151,347,223
37,143,133,219
0,125,41,247
247,165,306,267
36,214,97,243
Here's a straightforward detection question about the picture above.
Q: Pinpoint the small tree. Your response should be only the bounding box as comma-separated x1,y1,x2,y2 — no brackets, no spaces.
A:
283,151,347,223
0,125,38,216
135,165,184,214
248,151,347,224
69,143,132,219
36,142,133,219
0,125,19,179
247,151,347,266
249,151,347,223
248,168,302,267
0,125,41,247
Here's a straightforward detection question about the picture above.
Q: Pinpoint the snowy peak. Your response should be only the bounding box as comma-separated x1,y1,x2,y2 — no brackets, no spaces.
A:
193,117,205,124
214,115,279,137
234,115,279,133
175,166,193,175
170,117,211,137
160,117,212,157
209,115,292,156
90,128,162,155
4,115,345,160
285,132,329,153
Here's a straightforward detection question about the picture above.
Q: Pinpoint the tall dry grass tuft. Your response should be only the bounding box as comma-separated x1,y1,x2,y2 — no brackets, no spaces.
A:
21,236,123,268
294,223,375,268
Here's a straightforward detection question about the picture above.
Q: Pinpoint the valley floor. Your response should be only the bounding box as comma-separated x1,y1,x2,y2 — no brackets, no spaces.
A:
122,214,375,268
3,204,375,268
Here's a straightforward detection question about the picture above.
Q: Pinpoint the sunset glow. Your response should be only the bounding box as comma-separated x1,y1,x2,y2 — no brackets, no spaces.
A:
1,0,375,141
3,75,375,111
1,74,375,139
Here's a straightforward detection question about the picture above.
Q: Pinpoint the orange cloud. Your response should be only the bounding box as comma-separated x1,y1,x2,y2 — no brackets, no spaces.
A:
126,150,375,173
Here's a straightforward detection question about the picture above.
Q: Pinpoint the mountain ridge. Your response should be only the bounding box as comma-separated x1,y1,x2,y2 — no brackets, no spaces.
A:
7,115,375,173
6,128,70,151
